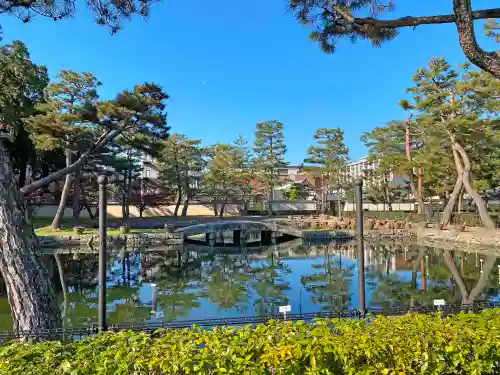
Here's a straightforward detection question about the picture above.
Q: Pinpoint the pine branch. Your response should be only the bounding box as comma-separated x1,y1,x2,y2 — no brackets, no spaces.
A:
327,0,500,29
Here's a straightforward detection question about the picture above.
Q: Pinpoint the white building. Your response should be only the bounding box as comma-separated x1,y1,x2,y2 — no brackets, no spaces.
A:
342,157,397,187
140,153,160,180
345,157,378,181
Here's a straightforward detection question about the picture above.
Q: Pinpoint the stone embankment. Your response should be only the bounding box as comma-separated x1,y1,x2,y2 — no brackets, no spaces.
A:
288,214,500,253
39,232,183,249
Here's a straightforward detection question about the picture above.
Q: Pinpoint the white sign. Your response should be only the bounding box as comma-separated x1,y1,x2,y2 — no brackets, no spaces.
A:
433,299,446,306
279,305,291,313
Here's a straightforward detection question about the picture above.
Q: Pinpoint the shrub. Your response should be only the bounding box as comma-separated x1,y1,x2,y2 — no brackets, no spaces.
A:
72,226,84,235
0,310,499,374
119,225,130,234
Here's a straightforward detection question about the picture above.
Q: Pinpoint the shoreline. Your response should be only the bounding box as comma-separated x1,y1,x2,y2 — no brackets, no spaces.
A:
36,219,500,254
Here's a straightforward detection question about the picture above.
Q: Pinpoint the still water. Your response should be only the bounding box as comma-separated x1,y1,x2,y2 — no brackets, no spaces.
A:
0,239,499,330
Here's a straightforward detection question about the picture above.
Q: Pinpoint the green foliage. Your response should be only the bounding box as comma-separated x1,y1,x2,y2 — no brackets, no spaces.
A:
485,19,500,43
253,120,287,196
304,127,348,187
0,40,48,134
203,143,241,201
0,40,49,183
0,0,159,34
28,70,101,152
403,59,500,192
288,0,398,53
1,310,500,374
158,133,204,196
283,182,311,200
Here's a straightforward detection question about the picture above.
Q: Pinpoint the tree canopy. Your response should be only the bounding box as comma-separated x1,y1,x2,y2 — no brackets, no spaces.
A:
289,1,500,78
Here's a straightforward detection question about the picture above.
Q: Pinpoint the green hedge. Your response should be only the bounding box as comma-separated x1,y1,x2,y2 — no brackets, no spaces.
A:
1,310,499,374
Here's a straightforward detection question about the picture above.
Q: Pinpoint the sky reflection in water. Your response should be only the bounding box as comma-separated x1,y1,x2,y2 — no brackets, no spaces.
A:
0,240,498,330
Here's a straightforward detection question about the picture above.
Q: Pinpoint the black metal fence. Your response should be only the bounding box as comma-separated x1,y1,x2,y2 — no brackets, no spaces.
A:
1,301,498,343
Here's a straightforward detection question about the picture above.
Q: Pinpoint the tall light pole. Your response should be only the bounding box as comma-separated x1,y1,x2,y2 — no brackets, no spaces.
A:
354,178,366,315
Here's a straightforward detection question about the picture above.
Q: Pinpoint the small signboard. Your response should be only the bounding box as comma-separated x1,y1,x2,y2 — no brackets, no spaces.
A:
279,305,291,313
433,299,446,306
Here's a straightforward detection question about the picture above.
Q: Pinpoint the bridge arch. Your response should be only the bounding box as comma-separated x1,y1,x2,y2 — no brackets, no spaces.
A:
178,220,302,238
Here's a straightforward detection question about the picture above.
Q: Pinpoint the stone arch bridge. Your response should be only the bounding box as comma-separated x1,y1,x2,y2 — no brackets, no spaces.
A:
176,220,302,246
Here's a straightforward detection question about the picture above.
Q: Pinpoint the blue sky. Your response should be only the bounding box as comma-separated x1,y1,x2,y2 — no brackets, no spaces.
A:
0,0,497,164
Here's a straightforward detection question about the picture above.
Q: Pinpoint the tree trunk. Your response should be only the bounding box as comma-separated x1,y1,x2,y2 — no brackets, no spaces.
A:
267,185,273,216
452,139,495,228
383,175,393,212
72,170,81,225
441,157,464,228
0,140,61,334
121,175,128,225
79,180,94,219
18,155,27,188
213,200,219,217
219,198,227,218
51,149,73,229
181,191,189,216
173,188,182,217
54,254,68,330
453,0,500,79
404,120,425,214
126,163,132,219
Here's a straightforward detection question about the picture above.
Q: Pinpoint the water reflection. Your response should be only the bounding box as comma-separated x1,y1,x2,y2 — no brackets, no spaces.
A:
0,241,498,330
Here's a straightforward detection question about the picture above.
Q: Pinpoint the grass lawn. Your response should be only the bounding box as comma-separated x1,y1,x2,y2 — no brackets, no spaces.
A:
35,226,165,237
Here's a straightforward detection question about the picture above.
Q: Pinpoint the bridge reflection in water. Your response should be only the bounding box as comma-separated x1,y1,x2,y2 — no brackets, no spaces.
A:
9,238,500,331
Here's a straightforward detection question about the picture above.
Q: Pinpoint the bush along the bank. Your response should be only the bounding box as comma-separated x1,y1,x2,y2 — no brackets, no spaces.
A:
0,310,499,374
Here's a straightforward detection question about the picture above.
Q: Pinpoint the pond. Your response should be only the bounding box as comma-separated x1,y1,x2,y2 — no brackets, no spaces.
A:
0,239,499,330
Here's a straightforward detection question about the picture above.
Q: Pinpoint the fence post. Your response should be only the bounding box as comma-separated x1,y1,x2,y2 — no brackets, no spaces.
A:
354,178,366,316
98,175,108,332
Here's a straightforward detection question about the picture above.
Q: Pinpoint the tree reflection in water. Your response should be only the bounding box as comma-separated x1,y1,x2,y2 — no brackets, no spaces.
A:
0,240,497,329
301,244,354,312
251,251,291,316
365,243,500,310
199,252,252,312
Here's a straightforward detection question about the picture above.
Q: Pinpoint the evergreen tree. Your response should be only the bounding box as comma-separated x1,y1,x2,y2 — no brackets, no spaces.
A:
29,70,101,229
253,120,287,215
203,143,239,217
283,182,312,200
361,122,407,211
0,41,48,188
0,81,169,333
288,1,500,78
0,0,158,34
232,136,255,214
158,134,204,217
399,58,499,228
304,127,348,214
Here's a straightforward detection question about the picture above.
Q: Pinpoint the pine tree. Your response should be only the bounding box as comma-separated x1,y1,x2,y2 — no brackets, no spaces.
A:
0,41,49,188
0,80,169,334
28,70,101,229
0,0,158,34
288,1,500,78
400,58,500,228
304,127,348,214
253,120,287,215
232,135,255,214
158,134,204,217
203,143,239,217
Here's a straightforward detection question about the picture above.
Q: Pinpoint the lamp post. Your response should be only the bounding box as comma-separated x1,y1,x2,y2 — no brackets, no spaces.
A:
354,178,366,315
98,175,108,332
